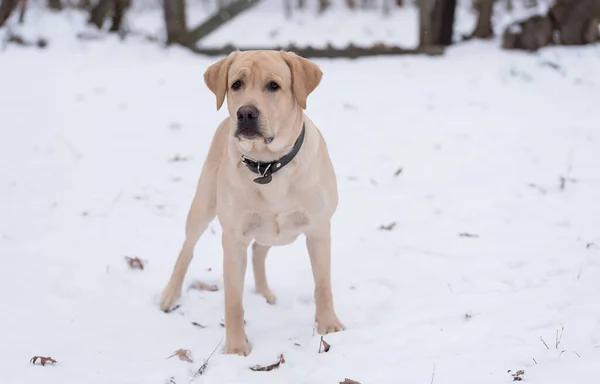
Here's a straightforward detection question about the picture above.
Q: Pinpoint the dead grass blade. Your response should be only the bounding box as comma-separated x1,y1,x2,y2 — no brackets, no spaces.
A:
191,337,223,380
250,354,286,372
318,336,331,353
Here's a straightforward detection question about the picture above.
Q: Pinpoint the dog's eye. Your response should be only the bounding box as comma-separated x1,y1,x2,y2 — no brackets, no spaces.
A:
267,82,280,91
231,80,242,90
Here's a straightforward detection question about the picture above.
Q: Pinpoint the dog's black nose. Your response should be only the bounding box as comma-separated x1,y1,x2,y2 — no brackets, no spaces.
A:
237,105,259,123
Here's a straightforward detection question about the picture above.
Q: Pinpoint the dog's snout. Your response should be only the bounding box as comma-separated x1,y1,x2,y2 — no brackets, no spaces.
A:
237,105,259,123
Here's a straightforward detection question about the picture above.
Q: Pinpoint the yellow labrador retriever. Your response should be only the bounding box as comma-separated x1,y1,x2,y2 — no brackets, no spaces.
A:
160,50,344,356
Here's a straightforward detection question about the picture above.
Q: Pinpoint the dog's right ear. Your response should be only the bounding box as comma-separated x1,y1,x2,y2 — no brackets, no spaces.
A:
203,51,239,110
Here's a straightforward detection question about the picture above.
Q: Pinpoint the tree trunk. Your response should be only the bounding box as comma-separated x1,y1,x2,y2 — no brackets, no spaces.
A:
431,0,456,45
297,0,304,9
47,0,62,10
284,0,292,18
471,0,494,38
318,0,331,13
418,0,432,47
0,0,19,27
18,0,26,23
109,0,130,33
502,15,553,51
549,0,600,45
163,0,187,45
88,0,112,29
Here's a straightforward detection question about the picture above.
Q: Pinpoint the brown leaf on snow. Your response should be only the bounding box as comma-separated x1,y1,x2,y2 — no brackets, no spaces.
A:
167,348,193,363
191,281,219,292
511,369,525,381
249,354,286,372
124,256,145,270
379,222,396,231
319,336,331,353
340,379,361,384
30,356,57,366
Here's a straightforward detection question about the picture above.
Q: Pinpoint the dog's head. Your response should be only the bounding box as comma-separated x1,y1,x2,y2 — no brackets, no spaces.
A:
203,50,322,150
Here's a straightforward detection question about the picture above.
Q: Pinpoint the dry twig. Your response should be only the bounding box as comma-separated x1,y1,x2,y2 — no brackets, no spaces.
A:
379,222,396,231
191,338,223,379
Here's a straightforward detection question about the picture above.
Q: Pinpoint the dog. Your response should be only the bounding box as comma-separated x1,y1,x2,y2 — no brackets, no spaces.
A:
159,50,345,356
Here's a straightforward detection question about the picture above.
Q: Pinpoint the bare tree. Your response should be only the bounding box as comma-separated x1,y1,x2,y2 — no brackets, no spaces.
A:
88,0,130,33
549,0,600,45
284,0,292,18
318,0,331,13
18,0,26,23
418,0,432,47
109,0,130,32
164,0,187,45
431,0,456,45
470,0,494,38
47,0,62,10
88,0,111,28
0,0,19,27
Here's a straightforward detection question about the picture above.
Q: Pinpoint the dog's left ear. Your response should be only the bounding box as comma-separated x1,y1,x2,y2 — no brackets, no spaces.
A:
280,51,322,110
204,51,239,110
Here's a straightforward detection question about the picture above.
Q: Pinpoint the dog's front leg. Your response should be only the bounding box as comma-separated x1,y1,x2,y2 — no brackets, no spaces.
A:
222,232,251,356
306,224,345,334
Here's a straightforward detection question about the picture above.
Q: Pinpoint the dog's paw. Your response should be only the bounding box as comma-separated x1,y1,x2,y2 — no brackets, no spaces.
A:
160,284,181,312
258,288,277,305
316,313,345,335
224,338,251,356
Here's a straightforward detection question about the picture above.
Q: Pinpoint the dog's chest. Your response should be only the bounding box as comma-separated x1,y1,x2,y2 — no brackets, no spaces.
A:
240,197,311,246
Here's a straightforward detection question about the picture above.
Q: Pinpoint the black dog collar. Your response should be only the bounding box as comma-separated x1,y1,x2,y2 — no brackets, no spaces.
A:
241,123,306,185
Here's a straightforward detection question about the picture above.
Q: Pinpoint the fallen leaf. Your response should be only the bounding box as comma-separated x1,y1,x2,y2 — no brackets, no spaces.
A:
319,336,331,353
379,222,396,231
30,356,57,366
169,154,189,162
167,348,193,363
459,233,479,238
124,256,145,270
340,379,361,384
250,354,285,371
191,322,206,328
191,281,219,292
511,369,525,381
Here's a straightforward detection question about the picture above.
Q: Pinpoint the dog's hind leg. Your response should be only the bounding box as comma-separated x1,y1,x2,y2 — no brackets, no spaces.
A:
252,242,276,304
160,123,227,312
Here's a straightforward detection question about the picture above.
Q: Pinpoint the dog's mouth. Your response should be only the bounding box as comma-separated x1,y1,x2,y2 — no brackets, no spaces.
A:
235,124,274,144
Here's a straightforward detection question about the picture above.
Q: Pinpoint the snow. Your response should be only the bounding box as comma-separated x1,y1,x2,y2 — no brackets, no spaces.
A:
2,2,600,384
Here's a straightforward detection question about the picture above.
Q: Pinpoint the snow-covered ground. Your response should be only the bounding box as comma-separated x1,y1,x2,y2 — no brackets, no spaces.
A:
1,2,600,384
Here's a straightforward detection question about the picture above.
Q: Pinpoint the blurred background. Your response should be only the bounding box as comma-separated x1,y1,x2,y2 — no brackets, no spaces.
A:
2,0,599,52
1,1,600,384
